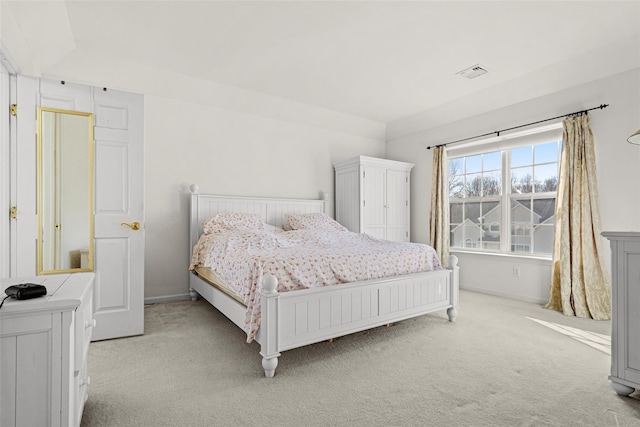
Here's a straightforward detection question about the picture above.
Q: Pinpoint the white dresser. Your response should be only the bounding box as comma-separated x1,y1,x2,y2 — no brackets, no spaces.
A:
0,273,95,426
603,231,640,396
334,156,414,242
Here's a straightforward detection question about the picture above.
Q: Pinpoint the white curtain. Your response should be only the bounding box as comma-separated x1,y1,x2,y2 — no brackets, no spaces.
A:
429,146,450,267
545,114,610,320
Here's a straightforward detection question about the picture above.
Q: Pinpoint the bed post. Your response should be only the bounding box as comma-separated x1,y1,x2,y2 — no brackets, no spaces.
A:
259,275,281,378
447,255,460,322
189,184,199,302
320,191,329,214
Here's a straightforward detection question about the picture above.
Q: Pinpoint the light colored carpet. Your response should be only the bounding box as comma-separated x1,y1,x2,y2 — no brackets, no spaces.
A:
81,290,640,426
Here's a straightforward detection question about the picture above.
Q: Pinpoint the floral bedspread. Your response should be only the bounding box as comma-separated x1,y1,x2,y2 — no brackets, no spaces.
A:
189,228,442,342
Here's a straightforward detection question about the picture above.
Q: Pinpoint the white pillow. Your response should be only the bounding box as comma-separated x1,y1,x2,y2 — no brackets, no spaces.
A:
203,213,264,234
284,213,347,232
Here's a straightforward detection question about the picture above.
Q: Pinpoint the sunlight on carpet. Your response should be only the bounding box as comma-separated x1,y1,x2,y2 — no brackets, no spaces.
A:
527,317,611,355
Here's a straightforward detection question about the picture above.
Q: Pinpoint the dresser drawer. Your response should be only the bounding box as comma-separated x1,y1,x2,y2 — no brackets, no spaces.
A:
74,285,94,372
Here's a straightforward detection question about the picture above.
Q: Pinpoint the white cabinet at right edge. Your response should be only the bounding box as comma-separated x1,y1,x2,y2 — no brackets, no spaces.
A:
603,231,640,396
334,156,414,242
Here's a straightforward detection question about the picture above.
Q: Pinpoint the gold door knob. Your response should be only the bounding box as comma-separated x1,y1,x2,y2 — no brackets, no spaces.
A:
121,221,141,231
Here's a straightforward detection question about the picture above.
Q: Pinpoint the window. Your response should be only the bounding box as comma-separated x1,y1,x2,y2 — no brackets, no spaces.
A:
449,132,561,256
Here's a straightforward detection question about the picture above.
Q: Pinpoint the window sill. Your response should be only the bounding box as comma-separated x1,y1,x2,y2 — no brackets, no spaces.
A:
450,249,552,262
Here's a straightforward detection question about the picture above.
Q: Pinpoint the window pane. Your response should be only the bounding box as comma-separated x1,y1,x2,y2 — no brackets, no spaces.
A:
482,171,501,196
481,201,499,216
464,202,481,222
535,141,559,164
534,164,558,192
483,151,501,171
511,166,534,194
511,198,533,253
533,225,554,254
511,146,532,168
450,215,482,249
481,202,500,250
511,198,533,224
450,225,458,248
465,173,482,197
449,158,464,176
531,197,556,225
450,203,463,223
449,175,465,198
466,155,482,173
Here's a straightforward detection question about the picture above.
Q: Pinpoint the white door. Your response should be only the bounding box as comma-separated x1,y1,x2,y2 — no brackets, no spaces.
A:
92,87,144,341
14,77,144,340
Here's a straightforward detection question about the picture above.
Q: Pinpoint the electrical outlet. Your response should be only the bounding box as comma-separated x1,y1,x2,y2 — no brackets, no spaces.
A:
513,267,521,277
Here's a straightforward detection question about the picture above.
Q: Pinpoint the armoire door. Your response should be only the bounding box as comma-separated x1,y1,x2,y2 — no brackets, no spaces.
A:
14,77,144,341
385,170,409,242
362,165,386,239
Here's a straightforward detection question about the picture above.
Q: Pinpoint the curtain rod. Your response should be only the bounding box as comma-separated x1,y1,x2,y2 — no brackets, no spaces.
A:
425,103,609,150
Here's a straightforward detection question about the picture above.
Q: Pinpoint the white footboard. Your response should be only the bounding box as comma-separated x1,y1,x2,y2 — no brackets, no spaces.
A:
259,255,459,377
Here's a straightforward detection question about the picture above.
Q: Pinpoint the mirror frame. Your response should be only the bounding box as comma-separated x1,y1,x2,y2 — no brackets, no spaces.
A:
36,106,95,274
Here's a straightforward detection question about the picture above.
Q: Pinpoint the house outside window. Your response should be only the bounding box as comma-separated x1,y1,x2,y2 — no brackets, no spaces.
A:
448,126,562,256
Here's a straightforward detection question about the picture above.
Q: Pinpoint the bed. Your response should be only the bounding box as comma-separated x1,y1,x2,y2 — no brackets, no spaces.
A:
188,185,459,377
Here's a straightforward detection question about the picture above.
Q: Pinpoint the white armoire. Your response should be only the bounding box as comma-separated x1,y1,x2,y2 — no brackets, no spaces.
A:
334,156,414,242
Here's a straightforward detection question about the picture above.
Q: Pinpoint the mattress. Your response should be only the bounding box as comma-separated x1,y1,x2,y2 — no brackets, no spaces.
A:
194,267,245,306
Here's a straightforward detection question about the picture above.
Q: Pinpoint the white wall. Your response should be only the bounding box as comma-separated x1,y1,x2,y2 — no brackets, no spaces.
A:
386,68,640,303
145,94,385,298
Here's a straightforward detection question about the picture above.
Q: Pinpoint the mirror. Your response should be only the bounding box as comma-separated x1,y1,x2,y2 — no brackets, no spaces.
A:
37,107,94,274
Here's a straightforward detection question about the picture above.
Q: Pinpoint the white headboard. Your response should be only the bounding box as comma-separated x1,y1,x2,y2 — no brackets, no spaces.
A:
189,184,328,252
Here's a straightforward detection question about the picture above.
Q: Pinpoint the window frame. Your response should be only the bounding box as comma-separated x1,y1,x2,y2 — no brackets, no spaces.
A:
447,123,563,257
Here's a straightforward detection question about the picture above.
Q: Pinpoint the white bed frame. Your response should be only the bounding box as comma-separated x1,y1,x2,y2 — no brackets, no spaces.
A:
188,185,459,377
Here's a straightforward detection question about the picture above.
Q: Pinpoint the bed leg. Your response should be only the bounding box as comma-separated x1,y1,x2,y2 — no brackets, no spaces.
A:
447,255,460,323
262,355,279,378
260,275,281,378
189,288,198,301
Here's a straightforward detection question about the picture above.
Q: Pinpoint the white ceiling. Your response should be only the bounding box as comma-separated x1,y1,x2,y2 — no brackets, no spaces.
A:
4,1,640,125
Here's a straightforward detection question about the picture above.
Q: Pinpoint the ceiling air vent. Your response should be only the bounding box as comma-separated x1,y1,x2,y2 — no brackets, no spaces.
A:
456,64,488,79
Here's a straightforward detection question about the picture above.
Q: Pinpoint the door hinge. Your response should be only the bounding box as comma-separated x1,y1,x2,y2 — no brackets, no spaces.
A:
363,171,365,179
10,104,17,116
363,200,366,207
10,206,17,219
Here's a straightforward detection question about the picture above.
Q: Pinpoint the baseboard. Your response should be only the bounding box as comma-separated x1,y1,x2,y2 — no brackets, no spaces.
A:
460,285,548,305
144,293,192,305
